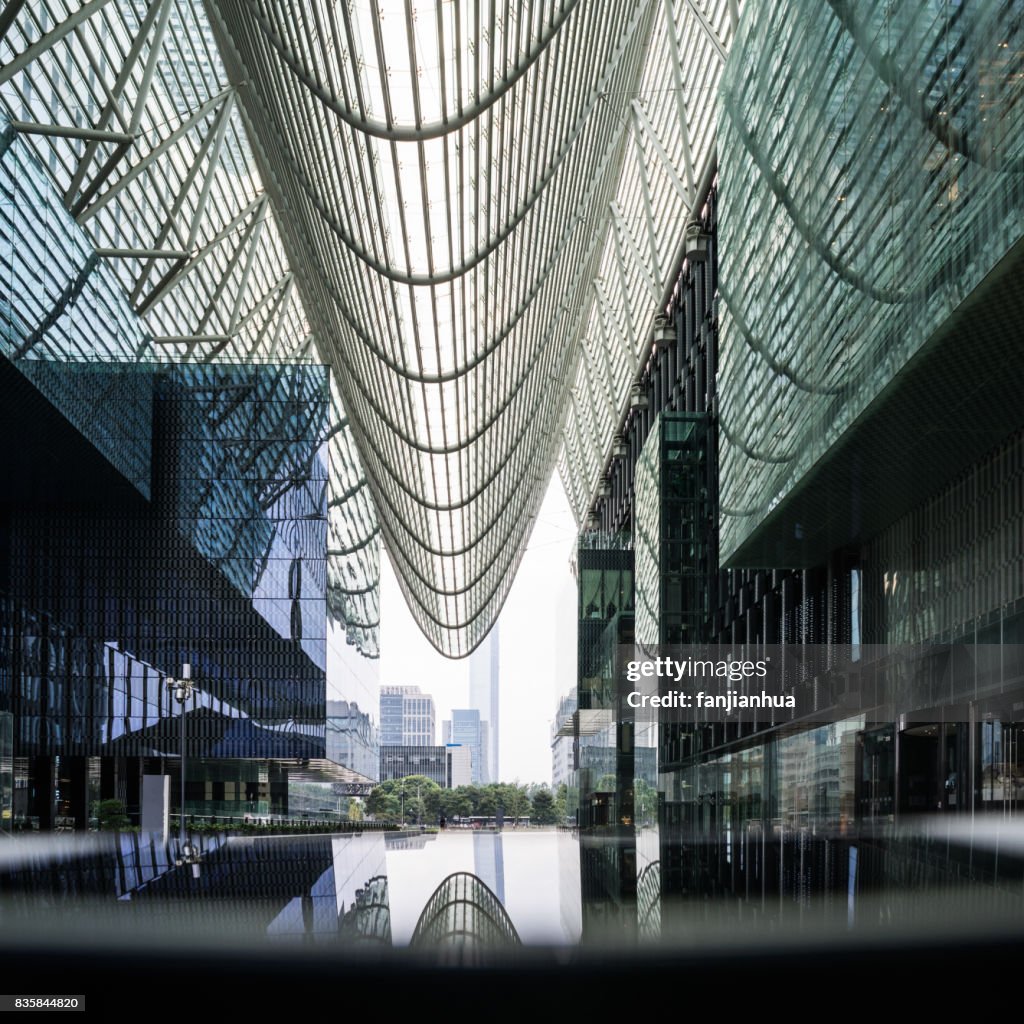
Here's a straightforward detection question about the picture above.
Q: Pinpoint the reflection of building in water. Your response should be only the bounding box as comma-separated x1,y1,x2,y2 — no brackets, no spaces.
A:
0,832,391,945
340,875,391,943
557,827,583,943
636,859,661,941
473,831,506,906
134,833,392,946
410,872,519,957
384,832,437,852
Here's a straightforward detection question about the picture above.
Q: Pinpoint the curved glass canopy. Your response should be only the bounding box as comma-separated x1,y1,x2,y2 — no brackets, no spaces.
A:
209,0,737,655
1,0,737,656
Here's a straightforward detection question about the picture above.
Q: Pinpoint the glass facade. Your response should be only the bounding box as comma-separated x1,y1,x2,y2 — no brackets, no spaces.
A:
863,427,1024,646
573,537,638,934
572,0,1024,920
326,619,381,781
469,626,499,783
380,686,436,747
1,2,1024,993
635,413,712,646
0,712,10,835
445,710,485,785
557,2,733,535
0,0,740,659
326,700,379,785
192,0,738,655
2,362,328,763
1,117,153,496
717,0,1024,563
378,746,449,788
0,0,398,817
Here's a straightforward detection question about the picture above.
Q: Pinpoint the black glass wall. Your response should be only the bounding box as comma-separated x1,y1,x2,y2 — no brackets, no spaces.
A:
0,359,330,824
635,412,712,647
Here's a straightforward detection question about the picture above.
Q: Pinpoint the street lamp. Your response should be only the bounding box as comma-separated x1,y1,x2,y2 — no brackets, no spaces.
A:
167,663,201,879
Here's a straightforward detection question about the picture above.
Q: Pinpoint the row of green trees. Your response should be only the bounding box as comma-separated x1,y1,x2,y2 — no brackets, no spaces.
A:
364,777,571,826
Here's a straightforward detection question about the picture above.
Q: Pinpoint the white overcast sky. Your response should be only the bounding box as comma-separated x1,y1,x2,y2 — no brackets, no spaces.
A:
379,474,578,785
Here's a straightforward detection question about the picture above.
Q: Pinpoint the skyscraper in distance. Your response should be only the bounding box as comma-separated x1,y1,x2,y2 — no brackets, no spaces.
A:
469,625,499,783
379,686,435,747
443,710,486,786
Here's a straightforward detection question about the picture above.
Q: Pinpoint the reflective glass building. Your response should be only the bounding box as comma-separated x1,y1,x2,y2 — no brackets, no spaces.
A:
0,1,381,827
566,0,1024,932
469,626,499,784
2,354,330,825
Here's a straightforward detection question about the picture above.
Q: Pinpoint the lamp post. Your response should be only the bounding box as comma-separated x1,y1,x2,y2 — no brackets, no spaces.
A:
167,664,201,878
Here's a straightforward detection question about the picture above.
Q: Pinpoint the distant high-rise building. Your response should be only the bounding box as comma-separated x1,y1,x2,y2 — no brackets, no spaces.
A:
378,746,449,788
469,626,500,783
380,686,435,746
443,710,486,785
379,688,404,746
377,744,468,790
446,744,473,788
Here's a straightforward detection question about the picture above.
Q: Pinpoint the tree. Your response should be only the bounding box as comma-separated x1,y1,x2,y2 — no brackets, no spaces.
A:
510,785,531,823
495,782,531,824
439,788,473,820
93,799,129,831
364,775,442,824
554,783,569,822
364,787,400,823
458,785,482,815
347,798,363,822
477,786,498,817
530,787,558,825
